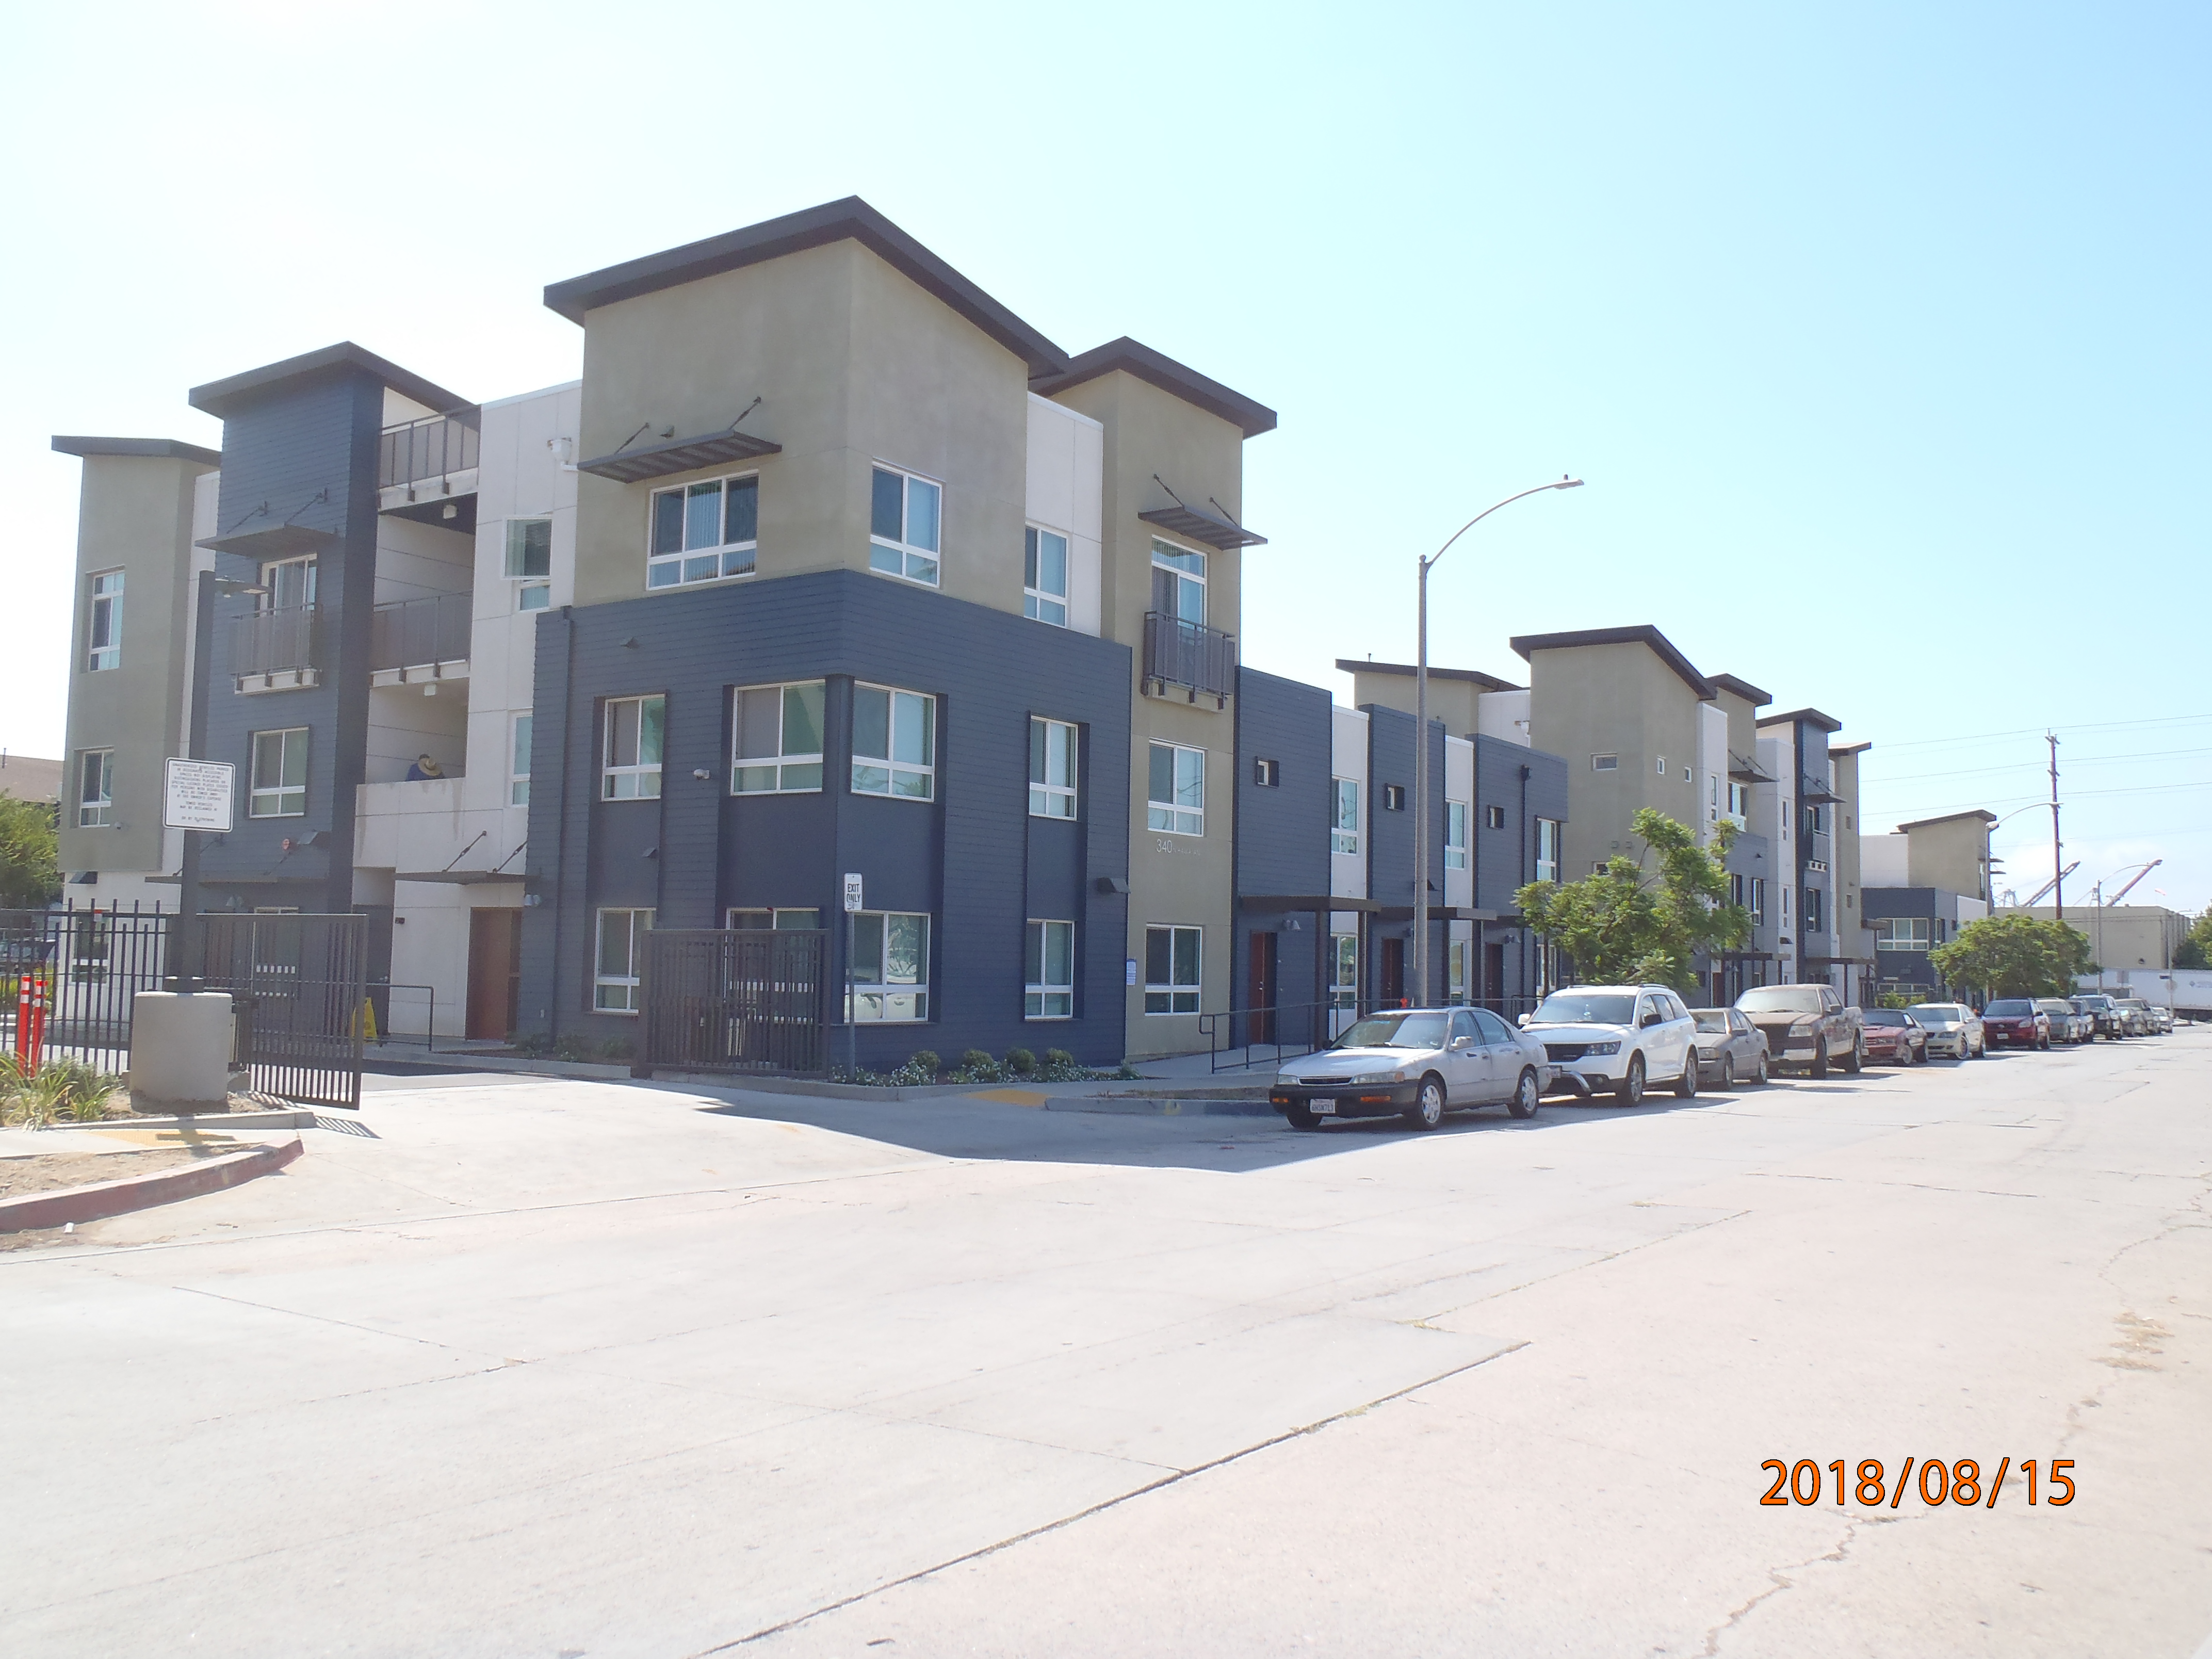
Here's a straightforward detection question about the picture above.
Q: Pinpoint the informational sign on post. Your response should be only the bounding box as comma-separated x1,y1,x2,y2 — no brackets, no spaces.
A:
842,873,864,913
840,874,864,1079
163,758,235,834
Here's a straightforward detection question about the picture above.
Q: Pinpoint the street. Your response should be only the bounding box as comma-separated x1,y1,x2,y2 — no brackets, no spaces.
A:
4,1032,2209,1657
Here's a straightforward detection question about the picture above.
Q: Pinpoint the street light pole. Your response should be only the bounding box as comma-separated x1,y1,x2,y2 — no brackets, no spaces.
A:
1412,477,1583,1004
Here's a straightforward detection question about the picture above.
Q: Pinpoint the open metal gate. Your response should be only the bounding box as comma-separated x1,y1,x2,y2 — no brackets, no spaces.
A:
200,913,367,1109
639,928,826,1077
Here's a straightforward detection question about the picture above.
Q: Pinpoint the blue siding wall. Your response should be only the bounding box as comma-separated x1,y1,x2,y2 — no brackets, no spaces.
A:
1470,735,1568,1003
1232,667,1332,1018
1360,705,1450,1004
520,570,1132,1067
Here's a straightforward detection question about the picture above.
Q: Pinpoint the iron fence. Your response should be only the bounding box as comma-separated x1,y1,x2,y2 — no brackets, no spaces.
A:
379,411,481,489
232,604,318,676
639,929,827,1077
369,592,472,671
0,906,170,1074
1143,611,1238,702
200,913,367,1109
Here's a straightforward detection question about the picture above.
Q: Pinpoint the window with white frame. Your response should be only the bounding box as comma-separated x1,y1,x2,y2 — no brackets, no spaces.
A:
1332,778,1359,855
1485,803,1506,830
649,474,757,588
1384,784,1405,811
851,685,934,799
870,466,940,585
1150,541,1206,624
249,727,307,818
1875,917,1932,952
509,714,531,806
731,681,825,794
262,556,316,611
1750,876,1767,924
1026,919,1074,1018
1253,757,1279,787
1535,817,1562,884
1729,780,1749,817
1147,742,1203,836
1024,526,1068,625
506,518,551,611
1330,933,1358,1012
849,910,929,1022
728,907,821,931
601,695,664,800
76,749,113,827
517,581,549,611
1029,718,1077,819
1591,754,1618,772
1656,755,1668,776
594,907,653,1012
1144,924,1200,1014
1448,938,1467,1003
1445,802,1468,870
85,571,123,672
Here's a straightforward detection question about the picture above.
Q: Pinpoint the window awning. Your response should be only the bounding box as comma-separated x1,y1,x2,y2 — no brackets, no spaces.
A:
1728,750,1772,783
1138,502,1266,550
1240,894,1379,914
194,525,337,559
394,869,526,885
577,428,782,483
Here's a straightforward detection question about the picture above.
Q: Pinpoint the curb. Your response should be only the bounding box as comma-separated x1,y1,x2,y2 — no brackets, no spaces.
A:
1045,1096,1281,1118
0,1137,303,1234
41,1109,321,1132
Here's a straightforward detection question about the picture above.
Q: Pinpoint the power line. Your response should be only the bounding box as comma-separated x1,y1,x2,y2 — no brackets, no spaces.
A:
1869,711,2212,754
1871,743,2212,786
1867,777,2212,819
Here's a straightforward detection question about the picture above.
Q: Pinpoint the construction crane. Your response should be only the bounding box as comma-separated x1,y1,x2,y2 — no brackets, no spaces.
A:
2104,860,2161,905
2024,861,2079,907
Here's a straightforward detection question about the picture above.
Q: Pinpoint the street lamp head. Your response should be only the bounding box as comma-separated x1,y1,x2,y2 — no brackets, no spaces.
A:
1554,476,1584,489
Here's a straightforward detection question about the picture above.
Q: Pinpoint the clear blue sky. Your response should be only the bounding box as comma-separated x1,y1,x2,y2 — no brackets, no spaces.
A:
6,2,2206,912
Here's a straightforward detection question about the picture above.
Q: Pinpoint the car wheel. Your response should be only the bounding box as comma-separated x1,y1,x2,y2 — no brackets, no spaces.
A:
1810,1039,1829,1079
1403,1075,1445,1131
1507,1068,1539,1119
1719,1055,1735,1091
1283,1104,1320,1131
1615,1053,1646,1106
1755,1053,1768,1084
1843,1037,1863,1075
1674,1054,1699,1098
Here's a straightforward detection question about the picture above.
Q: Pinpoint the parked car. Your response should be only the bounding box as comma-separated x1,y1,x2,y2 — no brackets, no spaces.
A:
2036,998,2095,1044
1688,1007,1769,1087
1860,1007,1930,1065
1521,984,1700,1105
2070,993,2126,1039
1981,998,2051,1050
1735,984,1865,1076
1270,1005,1549,1131
2150,1002,2176,1034
1908,1002,1986,1059
2113,997,2159,1036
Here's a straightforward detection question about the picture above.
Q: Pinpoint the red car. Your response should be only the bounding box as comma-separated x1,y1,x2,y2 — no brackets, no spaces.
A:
1860,1008,1929,1065
1980,999,2051,1050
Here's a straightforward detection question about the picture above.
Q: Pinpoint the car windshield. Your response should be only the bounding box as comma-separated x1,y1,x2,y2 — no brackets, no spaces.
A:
1863,1010,1909,1027
1737,987,1825,1015
1690,1011,1730,1033
1333,1012,1451,1050
1909,1004,1963,1024
1985,1000,2034,1016
2073,997,2110,1009
1530,992,1636,1026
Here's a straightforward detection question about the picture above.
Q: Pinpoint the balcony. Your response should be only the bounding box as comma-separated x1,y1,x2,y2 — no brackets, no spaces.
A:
1807,828,1832,872
370,592,471,682
231,605,319,693
1143,611,1237,708
379,411,481,533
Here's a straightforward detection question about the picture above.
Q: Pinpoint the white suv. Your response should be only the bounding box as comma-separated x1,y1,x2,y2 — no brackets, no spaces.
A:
1522,984,1700,1105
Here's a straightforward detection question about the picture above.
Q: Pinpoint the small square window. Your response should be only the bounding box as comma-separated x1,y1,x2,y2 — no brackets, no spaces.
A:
517,582,549,611
1592,754,1619,772
1384,784,1405,811
1484,803,1506,831
1253,757,1279,787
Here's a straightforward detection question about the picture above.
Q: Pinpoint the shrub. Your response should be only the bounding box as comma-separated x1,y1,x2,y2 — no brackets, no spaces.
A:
510,1031,550,1056
1043,1048,1075,1070
43,1058,119,1121
551,1035,600,1063
1003,1048,1037,1077
598,1037,636,1061
908,1050,941,1080
957,1048,993,1074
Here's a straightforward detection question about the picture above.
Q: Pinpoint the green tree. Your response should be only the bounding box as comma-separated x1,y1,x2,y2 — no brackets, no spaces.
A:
2175,907,2212,970
0,795,59,909
1515,808,1749,994
1928,913,2095,999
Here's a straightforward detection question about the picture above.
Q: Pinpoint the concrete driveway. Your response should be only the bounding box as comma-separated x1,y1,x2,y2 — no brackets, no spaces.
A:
3,1032,2208,1656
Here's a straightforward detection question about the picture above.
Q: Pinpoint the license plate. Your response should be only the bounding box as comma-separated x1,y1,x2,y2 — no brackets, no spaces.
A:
1310,1098,1337,1114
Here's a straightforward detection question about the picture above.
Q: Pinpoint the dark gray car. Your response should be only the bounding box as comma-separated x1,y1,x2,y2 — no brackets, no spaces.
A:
1688,1007,1768,1087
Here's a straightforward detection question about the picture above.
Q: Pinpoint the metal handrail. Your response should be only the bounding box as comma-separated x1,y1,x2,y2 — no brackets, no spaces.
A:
369,592,471,672
370,981,436,1051
1199,998,1360,1074
1143,611,1237,702
232,603,318,675
379,411,481,489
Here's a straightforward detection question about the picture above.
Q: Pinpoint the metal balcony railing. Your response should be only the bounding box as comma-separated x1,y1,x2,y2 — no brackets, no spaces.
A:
370,592,472,672
379,411,480,489
232,604,318,676
1143,611,1237,704
1808,829,1833,869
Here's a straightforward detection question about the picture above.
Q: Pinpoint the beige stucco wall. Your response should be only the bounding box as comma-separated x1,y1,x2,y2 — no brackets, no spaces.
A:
58,451,214,878
1905,816,1992,901
1346,668,1485,736
1525,643,1705,880
2003,904,2189,972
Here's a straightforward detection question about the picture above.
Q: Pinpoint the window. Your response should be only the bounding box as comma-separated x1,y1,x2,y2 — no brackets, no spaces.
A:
1026,919,1074,1018
262,556,316,611
732,681,825,794
1253,757,1279,788
601,695,664,800
1781,886,1791,922
1729,872,1746,907
1592,754,1618,772
649,474,757,588
1150,541,1206,625
1750,876,1767,925
518,582,550,611
509,714,532,806
594,908,653,1012
86,571,123,672
1332,779,1360,855
1445,802,1469,870
1148,743,1204,836
1875,917,1932,952
1383,784,1406,811
1144,925,1201,1014
1535,818,1561,885
76,749,113,827
852,685,935,800
728,907,821,930
1024,526,1068,626
1729,780,1749,818
1483,802,1506,831
1447,937,1467,1002
505,518,551,578
849,910,929,1022
1806,888,1825,933
1030,718,1077,819
1330,934,1358,1012
1657,755,1668,776
249,727,307,817
1684,766,1693,783
870,466,940,585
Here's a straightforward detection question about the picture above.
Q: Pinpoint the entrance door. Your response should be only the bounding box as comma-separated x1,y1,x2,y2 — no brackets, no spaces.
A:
1380,936,1406,1006
1484,941,1506,1009
1246,932,1277,1044
466,908,522,1040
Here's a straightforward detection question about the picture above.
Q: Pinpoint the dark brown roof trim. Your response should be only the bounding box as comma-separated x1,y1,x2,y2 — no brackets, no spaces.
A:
1895,809,1998,832
1335,658,1522,692
543,196,1069,376
1707,672,1771,706
190,343,466,422
1758,706,1845,734
1829,740,1873,756
1508,625,1713,700
1031,337,1277,437
53,435,221,467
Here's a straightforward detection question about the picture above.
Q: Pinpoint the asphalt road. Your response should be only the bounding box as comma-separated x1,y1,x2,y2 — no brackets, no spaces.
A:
4,1031,2208,1657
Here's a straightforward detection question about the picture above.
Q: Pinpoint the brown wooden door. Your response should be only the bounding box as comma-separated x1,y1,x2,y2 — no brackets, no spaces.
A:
1247,932,1277,1044
466,908,522,1040
1381,936,1406,1006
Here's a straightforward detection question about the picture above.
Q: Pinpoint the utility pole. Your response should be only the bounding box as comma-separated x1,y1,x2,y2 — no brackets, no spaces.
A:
2046,733,2063,923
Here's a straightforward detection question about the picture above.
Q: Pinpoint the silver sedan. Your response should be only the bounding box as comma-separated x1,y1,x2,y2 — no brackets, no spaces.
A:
1270,1006,1552,1131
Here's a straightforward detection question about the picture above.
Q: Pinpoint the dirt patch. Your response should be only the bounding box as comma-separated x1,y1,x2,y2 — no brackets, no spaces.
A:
0,1146,216,1200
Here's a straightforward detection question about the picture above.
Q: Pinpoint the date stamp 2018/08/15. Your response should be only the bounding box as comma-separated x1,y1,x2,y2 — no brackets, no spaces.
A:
1761,1458,2074,1509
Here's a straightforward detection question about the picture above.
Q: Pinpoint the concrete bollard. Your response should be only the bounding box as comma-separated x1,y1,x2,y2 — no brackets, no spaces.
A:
128,991,237,1115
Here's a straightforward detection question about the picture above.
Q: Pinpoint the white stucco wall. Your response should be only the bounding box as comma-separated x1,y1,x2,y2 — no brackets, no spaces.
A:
1022,393,1104,638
